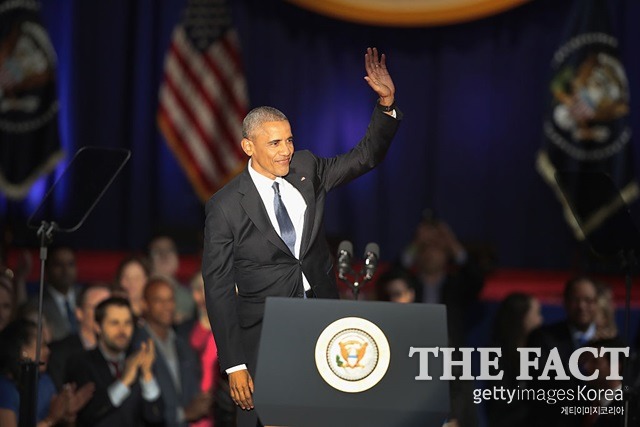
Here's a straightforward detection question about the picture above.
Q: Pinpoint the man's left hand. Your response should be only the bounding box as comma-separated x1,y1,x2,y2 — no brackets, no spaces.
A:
364,47,395,106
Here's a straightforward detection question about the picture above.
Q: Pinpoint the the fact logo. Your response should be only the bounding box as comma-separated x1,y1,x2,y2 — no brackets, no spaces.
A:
315,317,390,393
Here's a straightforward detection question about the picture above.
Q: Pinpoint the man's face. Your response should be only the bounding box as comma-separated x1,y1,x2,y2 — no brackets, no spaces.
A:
46,248,77,293
242,120,294,179
97,305,134,354
77,287,111,334
565,279,597,330
144,281,176,329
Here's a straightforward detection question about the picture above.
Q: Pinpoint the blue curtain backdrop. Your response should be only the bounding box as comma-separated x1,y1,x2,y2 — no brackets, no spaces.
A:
1,0,639,269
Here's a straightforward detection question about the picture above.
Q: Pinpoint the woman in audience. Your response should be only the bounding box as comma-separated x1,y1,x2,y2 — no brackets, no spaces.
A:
187,272,236,427
486,292,543,426
113,254,151,318
0,319,93,426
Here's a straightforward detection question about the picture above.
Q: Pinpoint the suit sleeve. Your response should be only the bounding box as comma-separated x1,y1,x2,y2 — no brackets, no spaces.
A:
316,107,402,191
202,198,246,372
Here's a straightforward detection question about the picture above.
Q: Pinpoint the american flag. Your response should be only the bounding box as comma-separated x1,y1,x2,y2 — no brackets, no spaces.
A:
157,0,248,201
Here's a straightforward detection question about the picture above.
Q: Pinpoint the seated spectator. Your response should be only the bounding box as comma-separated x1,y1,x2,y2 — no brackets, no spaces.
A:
0,319,94,426
0,272,15,332
28,246,83,342
527,275,599,427
1,248,31,307
113,254,151,318
148,235,195,324
48,284,111,390
65,297,163,426
375,266,418,303
401,214,486,348
486,292,543,426
135,277,212,426
594,280,618,340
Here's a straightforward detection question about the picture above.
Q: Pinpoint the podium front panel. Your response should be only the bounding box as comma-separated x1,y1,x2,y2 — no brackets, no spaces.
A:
254,298,450,427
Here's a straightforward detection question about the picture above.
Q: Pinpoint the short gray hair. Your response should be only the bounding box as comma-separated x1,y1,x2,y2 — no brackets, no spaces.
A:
242,106,288,139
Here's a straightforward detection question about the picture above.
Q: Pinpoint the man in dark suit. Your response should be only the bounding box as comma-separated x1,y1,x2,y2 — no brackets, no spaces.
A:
30,246,82,342
135,276,212,426
48,284,111,389
526,276,599,427
66,296,164,427
202,47,400,427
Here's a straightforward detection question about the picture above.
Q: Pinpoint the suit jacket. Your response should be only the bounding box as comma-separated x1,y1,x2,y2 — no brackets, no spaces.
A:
65,348,164,427
133,326,201,427
29,285,80,342
202,107,401,372
47,333,84,390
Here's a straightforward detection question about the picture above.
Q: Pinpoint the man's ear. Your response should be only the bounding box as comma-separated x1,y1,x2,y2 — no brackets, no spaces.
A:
241,138,253,156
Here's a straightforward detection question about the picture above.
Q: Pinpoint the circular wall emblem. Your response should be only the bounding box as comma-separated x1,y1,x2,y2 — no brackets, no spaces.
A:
315,317,390,393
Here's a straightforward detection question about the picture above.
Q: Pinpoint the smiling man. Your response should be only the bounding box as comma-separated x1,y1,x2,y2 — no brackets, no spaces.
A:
202,47,402,427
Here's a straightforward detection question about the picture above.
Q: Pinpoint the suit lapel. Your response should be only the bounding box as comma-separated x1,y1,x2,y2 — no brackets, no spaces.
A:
239,169,291,255
90,349,116,386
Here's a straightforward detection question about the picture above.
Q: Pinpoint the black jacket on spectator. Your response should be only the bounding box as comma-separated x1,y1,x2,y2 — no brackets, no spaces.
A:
66,348,164,427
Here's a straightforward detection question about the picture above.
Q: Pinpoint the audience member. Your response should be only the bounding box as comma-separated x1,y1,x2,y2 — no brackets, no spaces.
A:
148,235,196,324
486,292,543,426
1,248,32,308
527,275,599,427
375,266,418,303
29,246,82,341
113,254,151,318
65,297,163,426
187,272,235,427
0,272,16,332
48,284,111,390
402,214,486,347
0,318,94,426
136,277,212,426
594,280,618,340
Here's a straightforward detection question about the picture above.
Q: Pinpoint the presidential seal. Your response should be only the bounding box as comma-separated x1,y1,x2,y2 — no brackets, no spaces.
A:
315,317,390,393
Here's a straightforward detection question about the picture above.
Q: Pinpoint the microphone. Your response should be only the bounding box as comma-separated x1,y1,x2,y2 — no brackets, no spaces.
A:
362,242,379,281
337,240,353,280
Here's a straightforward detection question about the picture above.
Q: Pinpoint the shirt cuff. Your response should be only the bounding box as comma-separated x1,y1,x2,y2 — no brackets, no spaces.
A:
140,376,160,401
226,364,248,374
107,381,131,407
177,407,186,423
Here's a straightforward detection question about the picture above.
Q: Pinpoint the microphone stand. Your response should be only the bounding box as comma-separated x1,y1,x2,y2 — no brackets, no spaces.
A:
19,221,56,427
337,266,376,301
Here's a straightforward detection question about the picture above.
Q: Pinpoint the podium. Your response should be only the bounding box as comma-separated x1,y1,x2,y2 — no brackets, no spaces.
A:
253,298,450,427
